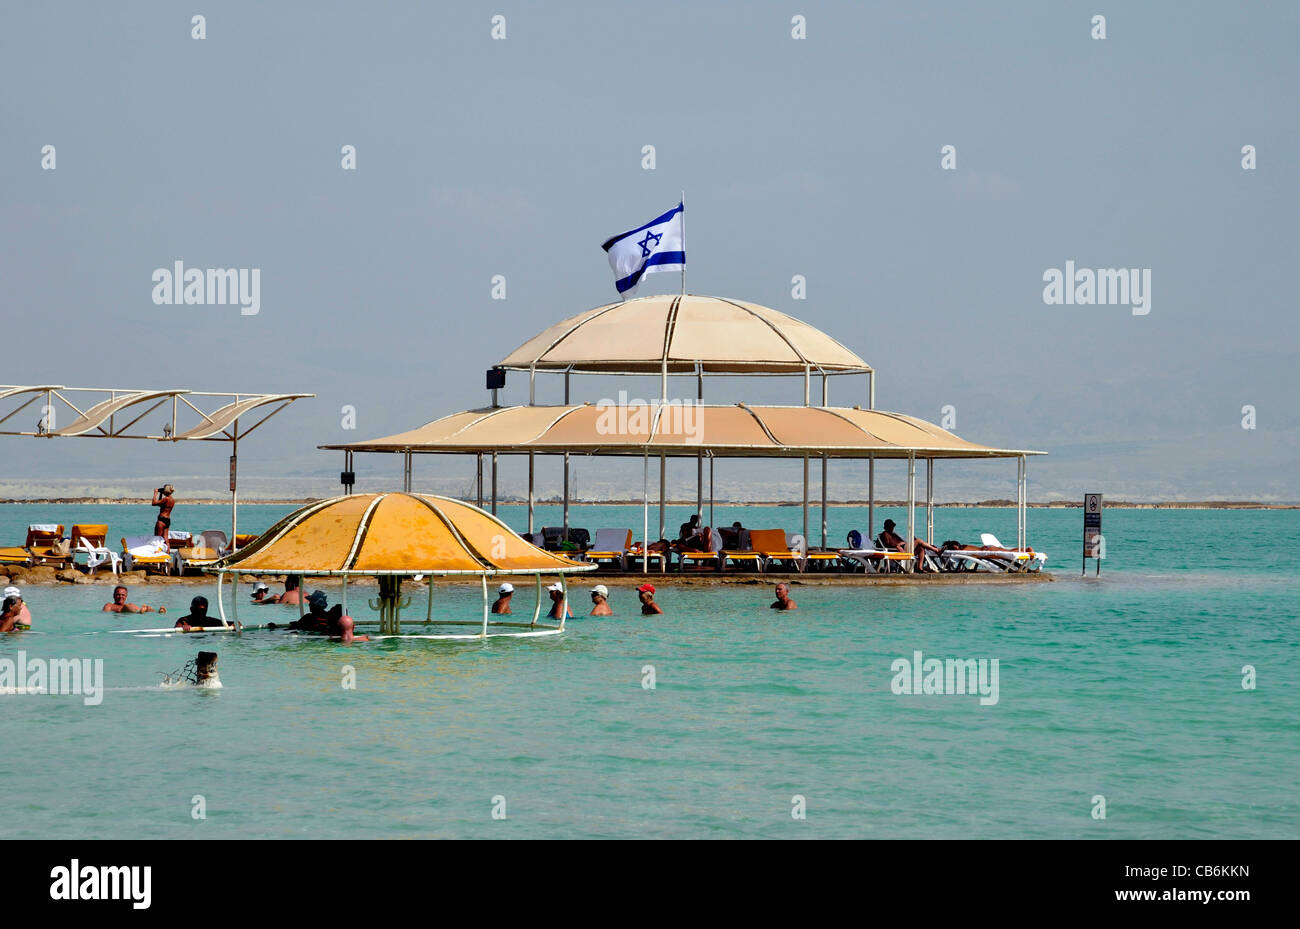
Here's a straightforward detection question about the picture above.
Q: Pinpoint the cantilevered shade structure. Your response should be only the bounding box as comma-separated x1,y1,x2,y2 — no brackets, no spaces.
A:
321,404,1044,459
498,294,872,374
214,492,595,576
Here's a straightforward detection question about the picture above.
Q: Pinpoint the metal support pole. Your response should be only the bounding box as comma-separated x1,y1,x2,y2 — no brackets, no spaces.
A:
709,454,715,530
868,371,875,410
527,451,535,534
490,452,498,515
906,454,917,570
563,451,570,541
658,453,666,573
820,455,828,550
822,375,828,407
696,367,704,519
868,454,875,543
476,452,483,509
230,429,238,545
803,366,810,406
802,455,809,543
481,575,489,638
926,458,934,545
642,452,649,576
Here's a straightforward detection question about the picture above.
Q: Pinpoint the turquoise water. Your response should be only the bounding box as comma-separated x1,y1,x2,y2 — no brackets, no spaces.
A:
1,503,1297,838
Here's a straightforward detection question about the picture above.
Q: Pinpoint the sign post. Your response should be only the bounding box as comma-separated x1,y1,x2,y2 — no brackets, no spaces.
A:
1083,493,1102,576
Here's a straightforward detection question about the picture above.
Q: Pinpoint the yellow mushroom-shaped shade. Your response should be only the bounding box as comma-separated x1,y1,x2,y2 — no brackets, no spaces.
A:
214,493,594,576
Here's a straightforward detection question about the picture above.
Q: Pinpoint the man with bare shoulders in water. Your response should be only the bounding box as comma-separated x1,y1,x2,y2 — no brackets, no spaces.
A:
152,484,176,538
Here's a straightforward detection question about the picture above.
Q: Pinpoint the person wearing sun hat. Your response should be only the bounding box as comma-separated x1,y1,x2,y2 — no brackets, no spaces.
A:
491,582,514,614
589,584,613,616
249,581,272,603
636,583,663,615
545,582,572,620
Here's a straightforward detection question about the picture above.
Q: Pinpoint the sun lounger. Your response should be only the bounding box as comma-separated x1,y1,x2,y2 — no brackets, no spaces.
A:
0,524,70,568
627,541,668,572
230,533,258,552
584,529,633,570
838,529,914,574
977,533,1048,572
677,526,722,570
70,524,121,575
750,528,807,572
121,535,171,574
789,532,844,572
165,529,193,550
719,527,767,572
173,529,229,575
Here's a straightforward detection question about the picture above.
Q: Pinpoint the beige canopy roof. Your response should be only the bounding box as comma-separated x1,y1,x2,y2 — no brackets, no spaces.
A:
321,404,1044,459
213,492,595,576
498,294,871,374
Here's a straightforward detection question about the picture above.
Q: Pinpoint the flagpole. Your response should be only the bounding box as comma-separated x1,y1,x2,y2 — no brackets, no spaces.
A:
680,190,686,295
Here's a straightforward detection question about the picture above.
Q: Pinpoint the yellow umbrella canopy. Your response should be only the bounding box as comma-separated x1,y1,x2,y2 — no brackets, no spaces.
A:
213,492,595,576
498,294,872,374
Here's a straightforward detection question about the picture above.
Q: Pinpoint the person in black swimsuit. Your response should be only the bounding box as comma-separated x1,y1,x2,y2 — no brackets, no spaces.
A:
152,484,175,537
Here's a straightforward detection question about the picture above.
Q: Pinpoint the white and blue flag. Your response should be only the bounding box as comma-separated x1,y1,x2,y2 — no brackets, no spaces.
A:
601,202,685,294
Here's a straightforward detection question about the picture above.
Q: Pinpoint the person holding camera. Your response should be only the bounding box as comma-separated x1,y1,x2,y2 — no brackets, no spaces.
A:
152,483,176,537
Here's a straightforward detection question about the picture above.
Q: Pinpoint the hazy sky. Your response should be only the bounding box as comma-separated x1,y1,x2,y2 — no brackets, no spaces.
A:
2,1,1297,501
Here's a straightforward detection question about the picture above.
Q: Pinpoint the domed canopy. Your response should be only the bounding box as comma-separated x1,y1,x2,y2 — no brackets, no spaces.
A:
498,294,871,374
213,492,595,576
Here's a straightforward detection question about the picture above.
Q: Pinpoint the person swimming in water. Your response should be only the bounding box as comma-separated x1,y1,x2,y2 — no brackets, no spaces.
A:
173,595,228,631
103,585,165,614
261,575,303,606
636,584,663,615
283,590,368,644
545,583,573,620
589,584,613,616
491,583,514,614
2,586,32,629
1,595,30,632
769,582,798,611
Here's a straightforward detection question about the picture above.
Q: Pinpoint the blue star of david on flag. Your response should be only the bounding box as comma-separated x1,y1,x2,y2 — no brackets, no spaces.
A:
637,230,662,257
601,202,685,294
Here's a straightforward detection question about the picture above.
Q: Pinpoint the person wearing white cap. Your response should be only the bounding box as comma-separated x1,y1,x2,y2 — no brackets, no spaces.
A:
545,582,572,620
249,581,272,603
4,586,32,625
2,586,31,631
589,584,613,616
491,582,514,614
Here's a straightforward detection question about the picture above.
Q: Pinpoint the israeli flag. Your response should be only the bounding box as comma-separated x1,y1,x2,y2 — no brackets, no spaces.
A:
601,202,685,294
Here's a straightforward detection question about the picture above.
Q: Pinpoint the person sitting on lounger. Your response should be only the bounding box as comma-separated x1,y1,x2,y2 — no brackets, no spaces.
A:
152,484,176,537
717,520,746,549
637,583,663,615
2,586,32,628
288,590,368,644
546,583,572,619
103,585,165,614
770,582,798,611
174,595,226,631
589,584,613,616
491,582,514,614
878,519,943,570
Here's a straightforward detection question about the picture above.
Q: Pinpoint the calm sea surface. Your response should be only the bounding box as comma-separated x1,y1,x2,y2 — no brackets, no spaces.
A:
1,503,1296,839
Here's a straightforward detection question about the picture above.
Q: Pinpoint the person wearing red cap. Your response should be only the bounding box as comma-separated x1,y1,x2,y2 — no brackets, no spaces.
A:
636,583,662,615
